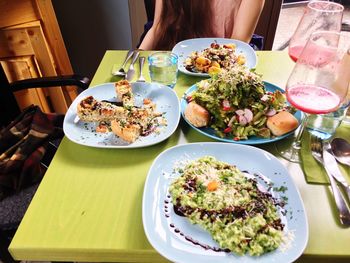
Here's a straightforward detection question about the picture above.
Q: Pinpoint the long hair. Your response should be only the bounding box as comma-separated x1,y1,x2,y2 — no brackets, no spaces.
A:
154,0,214,50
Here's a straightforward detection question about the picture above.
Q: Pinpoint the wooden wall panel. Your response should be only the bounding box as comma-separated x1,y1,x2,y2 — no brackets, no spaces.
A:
0,0,38,28
27,25,69,112
35,0,78,105
0,23,68,113
0,56,51,112
0,0,78,114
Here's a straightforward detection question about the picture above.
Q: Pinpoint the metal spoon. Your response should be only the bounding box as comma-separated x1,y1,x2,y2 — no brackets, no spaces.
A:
112,50,134,76
331,138,350,166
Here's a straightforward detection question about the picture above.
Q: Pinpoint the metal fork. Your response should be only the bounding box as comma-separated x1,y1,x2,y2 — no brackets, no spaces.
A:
112,50,134,76
137,56,146,82
310,136,350,226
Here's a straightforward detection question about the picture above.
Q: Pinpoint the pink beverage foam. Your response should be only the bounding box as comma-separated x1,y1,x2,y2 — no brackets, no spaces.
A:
289,45,336,65
287,84,341,114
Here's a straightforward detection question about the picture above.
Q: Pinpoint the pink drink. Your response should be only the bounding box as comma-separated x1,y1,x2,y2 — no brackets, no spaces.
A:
287,84,341,114
289,45,304,62
289,44,336,65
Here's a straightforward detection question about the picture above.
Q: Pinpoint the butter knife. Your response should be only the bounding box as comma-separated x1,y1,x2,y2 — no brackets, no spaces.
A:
323,143,350,201
126,51,140,81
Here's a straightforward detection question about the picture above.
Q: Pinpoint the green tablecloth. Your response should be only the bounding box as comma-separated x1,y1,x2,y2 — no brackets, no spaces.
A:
8,50,350,263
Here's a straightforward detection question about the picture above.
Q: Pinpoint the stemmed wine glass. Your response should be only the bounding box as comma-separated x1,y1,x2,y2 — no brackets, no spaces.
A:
278,31,350,163
288,0,344,62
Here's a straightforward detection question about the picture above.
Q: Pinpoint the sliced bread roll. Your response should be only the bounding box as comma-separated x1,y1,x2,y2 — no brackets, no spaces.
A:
267,111,299,136
184,101,210,127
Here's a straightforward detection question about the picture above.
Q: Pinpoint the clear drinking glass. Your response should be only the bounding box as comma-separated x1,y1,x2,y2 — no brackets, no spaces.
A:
148,51,178,88
343,105,350,125
307,46,350,138
306,102,349,139
288,0,344,62
342,84,350,125
278,31,350,163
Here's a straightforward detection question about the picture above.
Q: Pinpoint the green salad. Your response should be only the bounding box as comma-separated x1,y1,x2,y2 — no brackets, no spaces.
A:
169,156,285,256
187,66,294,140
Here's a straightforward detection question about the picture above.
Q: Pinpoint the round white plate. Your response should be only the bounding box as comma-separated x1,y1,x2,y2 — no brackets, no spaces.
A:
172,38,257,77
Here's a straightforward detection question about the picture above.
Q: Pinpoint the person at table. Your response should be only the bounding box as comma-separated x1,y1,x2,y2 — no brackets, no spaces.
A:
139,0,265,50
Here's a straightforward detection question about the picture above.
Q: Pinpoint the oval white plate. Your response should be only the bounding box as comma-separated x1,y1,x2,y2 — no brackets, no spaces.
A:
172,38,257,77
142,142,308,263
63,82,180,148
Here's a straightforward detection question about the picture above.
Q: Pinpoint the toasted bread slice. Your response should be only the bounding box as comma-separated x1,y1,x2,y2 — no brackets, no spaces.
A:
77,96,126,122
115,80,134,106
110,119,141,143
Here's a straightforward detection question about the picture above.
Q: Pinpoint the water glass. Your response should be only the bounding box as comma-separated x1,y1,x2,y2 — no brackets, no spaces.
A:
343,106,350,125
342,84,350,125
307,103,349,140
148,51,178,88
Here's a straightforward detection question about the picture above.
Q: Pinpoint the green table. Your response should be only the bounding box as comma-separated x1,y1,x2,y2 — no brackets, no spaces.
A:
9,51,350,262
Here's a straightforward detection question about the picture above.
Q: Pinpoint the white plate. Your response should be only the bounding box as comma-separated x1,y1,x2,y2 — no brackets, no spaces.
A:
172,38,257,77
63,82,180,148
143,143,308,263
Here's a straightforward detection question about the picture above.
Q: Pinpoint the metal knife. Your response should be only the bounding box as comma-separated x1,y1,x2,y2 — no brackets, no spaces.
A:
323,143,350,201
125,51,140,81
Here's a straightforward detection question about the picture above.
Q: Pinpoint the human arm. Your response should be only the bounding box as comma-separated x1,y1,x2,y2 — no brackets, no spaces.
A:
139,0,163,50
231,0,265,43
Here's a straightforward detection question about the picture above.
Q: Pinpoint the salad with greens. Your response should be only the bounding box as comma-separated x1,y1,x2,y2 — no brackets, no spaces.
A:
169,156,286,256
186,66,294,140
